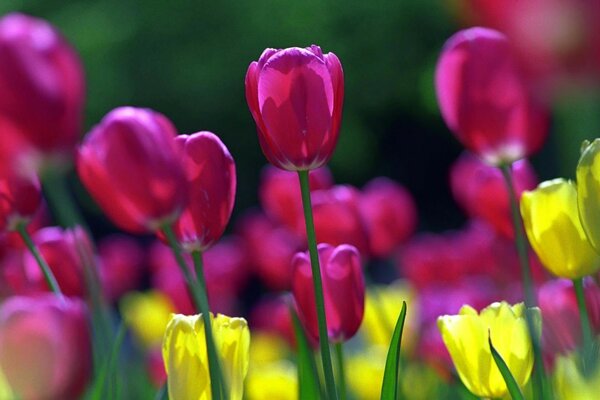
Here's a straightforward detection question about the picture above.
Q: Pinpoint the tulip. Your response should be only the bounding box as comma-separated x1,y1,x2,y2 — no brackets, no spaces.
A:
98,234,145,302
358,177,417,258
162,313,250,400
121,290,176,349
435,27,548,165
0,13,85,154
170,131,236,252
292,243,364,342
438,302,536,398
450,152,537,238
577,139,600,252
246,360,297,400
77,107,187,233
521,178,600,279
554,352,600,400
0,295,92,400
0,164,41,233
259,165,333,229
245,45,344,171
249,296,298,350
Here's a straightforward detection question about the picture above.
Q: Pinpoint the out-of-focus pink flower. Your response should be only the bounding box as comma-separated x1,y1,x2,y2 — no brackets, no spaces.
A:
259,165,333,229
22,226,90,297
245,45,344,171
450,152,537,238
0,295,92,400
300,185,369,255
292,243,365,343
249,295,301,350
538,279,600,358
435,27,548,165
98,234,145,302
236,211,303,290
0,167,41,233
77,107,187,234
0,13,85,154
358,177,417,258
170,131,236,252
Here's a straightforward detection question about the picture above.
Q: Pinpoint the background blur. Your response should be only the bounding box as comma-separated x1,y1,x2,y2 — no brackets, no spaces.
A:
2,0,600,234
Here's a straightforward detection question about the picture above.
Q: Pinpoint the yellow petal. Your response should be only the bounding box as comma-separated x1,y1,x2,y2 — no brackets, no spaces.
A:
120,290,175,348
577,138,600,253
246,360,297,400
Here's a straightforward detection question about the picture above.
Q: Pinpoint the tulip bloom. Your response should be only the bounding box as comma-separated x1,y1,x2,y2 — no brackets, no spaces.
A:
0,13,85,154
0,295,92,400
245,45,344,171
435,27,548,165
121,290,176,349
554,352,600,400
437,302,536,399
98,234,145,302
0,166,41,233
577,139,600,252
170,132,236,252
521,179,600,279
162,313,250,400
358,178,417,258
77,107,187,233
292,243,365,342
450,152,537,238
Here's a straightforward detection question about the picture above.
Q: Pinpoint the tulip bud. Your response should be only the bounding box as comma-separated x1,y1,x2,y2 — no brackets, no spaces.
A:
120,290,176,349
162,313,250,400
437,302,537,399
358,178,417,258
554,352,600,400
170,131,236,252
77,107,187,233
0,165,41,233
0,295,92,400
245,45,344,171
521,179,600,279
0,13,85,154
450,152,537,238
292,243,365,343
435,27,548,165
577,138,600,252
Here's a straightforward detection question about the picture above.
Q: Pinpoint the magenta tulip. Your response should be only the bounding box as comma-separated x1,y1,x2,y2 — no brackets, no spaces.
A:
0,167,41,233
0,13,84,154
98,234,145,302
435,27,548,165
0,295,92,400
292,243,365,342
245,45,344,171
170,131,236,252
77,107,187,233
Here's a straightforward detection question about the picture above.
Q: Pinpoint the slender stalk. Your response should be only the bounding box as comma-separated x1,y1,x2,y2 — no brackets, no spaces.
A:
298,169,338,400
41,168,86,229
16,222,62,296
573,278,593,362
161,224,222,400
500,164,550,400
334,343,347,400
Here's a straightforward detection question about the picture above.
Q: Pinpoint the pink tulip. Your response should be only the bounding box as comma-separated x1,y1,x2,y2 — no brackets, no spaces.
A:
0,13,84,154
77,107,187,233
98,234,145,302
292,243,365,343
0,295,92,400
435,27,548,165
245,45,344,171
0,166,41,233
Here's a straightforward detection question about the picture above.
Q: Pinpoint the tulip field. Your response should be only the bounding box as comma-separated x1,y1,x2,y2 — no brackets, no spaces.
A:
2,1,600,400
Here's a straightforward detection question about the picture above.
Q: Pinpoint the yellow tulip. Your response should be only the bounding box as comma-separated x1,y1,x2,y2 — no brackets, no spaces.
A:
245,360,297,400
0,367,14,400
120,290,175,348
521,178,600,279
554,353,600,399
437,302,536,399
360,280,418,353
162,313,250,400
577,139,600,253
346,346,387,400
249,332,290,366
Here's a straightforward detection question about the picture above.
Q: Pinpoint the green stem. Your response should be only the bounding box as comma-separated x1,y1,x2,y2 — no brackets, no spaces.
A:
41,168,86,229
161,225,222,400
334,343,347,400
573,279,593,360
298,169,338,400
500,163,550,400
16,222,62,296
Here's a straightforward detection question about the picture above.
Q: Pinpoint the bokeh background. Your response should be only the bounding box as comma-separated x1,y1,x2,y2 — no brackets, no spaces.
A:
6,0,600,236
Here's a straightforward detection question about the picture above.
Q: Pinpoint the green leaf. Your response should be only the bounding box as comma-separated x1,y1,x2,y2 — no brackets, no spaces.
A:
289,307,323,400
89,322,127,400
488,333,525,400
380,301,407,400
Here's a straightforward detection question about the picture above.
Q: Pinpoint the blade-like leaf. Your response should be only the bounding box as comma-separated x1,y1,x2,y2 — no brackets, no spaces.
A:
89,322,127,400
290,307,323,400
380,301,407,400
488,333,525,400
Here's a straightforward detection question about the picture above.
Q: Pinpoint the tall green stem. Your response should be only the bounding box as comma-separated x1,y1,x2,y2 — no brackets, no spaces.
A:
161,225,223,400
334,343,347,400
298,169,338,400
41,168,86,229
573,278,594,364
16,222,62,296
500,164,550,400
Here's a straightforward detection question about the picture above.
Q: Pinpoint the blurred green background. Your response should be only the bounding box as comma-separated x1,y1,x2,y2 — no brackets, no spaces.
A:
2,0,598,233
